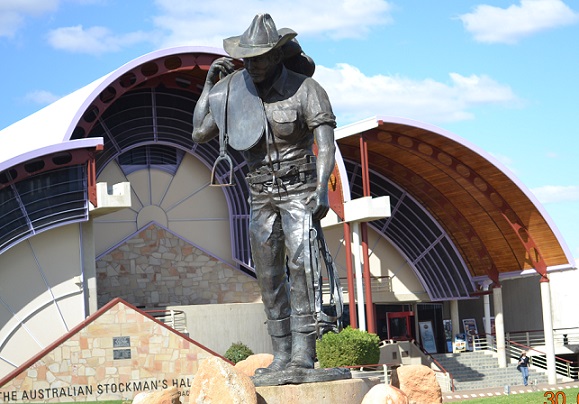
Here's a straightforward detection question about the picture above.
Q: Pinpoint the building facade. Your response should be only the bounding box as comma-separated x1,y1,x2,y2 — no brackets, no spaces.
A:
0,46,575,378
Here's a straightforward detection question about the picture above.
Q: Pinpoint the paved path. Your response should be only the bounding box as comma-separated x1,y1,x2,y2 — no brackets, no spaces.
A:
442,380,579,402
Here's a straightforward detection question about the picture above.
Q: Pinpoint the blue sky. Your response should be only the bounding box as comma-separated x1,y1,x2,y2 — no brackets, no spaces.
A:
1,0,578,264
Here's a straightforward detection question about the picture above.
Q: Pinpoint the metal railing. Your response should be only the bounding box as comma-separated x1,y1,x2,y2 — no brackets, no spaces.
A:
506,327,579,348
506,339,579,380
346,363,392,384
144,309,188,334
344,340,455,393
479,332,579,380
321,275,393,295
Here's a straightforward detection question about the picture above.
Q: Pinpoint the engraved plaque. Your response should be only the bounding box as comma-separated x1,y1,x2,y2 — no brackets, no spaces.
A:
113,348,131,360
113,336,130,347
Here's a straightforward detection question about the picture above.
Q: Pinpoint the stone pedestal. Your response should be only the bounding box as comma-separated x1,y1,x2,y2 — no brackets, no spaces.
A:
256,377,381,404
252,367,351,387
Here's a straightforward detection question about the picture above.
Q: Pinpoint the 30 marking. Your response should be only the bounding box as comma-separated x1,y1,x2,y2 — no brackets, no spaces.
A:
544,390,579,404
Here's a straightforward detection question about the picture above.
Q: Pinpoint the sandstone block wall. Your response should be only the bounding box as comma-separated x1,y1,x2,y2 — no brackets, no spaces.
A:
96,224,261,308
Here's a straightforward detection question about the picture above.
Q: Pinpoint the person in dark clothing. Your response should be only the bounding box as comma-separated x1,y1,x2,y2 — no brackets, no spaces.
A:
518,351,530,385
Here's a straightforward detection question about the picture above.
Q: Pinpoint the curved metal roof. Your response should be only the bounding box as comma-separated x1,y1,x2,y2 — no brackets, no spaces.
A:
336,117,574,286
0,46,573,298
0,46,225,168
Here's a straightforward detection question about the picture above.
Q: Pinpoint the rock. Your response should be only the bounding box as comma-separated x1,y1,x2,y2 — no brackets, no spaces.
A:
361,384,409,404
189,356,257,404
132,386,180,404
234,353,274,377
391,365,442,404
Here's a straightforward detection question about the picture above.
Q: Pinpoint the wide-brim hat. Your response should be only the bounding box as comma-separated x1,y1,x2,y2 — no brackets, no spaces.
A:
223,13,297,59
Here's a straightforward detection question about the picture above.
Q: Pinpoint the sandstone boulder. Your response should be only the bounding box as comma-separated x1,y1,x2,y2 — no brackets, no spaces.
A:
189,356,257,404
234,353,274,377
391,365,442,404
361,384,409,404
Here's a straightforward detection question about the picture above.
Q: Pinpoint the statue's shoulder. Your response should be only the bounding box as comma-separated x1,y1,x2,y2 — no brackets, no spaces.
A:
286,68,323,91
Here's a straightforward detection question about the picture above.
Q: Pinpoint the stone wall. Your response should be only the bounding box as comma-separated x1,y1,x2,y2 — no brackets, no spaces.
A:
96,223,261,308
0,299,217,402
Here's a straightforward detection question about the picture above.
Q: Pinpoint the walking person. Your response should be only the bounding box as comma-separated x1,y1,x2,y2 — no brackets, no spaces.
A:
518,351,530,385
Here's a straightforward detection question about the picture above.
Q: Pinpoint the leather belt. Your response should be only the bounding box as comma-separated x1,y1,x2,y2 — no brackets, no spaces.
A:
246,156,316,185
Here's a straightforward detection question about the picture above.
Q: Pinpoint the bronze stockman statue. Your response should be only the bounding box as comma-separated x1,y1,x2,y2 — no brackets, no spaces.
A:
192,13,347,385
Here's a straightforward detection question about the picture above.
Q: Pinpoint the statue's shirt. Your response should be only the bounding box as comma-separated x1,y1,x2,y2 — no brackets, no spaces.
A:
212,66,336,173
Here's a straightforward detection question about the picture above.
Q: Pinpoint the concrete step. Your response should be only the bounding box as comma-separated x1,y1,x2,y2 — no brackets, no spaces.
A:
431,351,556,391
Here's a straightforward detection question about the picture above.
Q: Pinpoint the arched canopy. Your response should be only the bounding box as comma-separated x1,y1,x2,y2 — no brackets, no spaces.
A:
335,117,574,290
0,47,573,298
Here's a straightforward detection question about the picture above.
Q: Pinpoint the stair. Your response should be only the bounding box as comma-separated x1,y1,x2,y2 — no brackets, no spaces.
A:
431,351,552,391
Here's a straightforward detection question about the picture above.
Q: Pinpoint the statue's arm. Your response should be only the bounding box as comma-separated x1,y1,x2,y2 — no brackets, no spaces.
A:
192,57,235,143
191,86,217,143
309,124,336,220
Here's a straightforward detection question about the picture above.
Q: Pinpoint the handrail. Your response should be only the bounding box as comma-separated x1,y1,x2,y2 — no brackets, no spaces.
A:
343,363,393,384
479,332,579,380
343,360,454,392
413,340,455,391
144,309,188,334
481,332,575,363
505,328,579,346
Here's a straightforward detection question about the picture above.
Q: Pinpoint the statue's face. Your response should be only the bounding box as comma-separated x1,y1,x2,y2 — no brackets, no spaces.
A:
245,51,279,84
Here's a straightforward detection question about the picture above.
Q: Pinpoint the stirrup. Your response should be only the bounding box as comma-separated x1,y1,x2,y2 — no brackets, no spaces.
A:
210,153,235,186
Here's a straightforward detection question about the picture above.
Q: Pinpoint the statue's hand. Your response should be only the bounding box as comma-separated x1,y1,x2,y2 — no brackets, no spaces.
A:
207,57,235,84
306,187,330,221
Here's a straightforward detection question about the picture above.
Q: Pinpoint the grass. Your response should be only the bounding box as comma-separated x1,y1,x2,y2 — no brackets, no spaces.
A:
453,387,579,403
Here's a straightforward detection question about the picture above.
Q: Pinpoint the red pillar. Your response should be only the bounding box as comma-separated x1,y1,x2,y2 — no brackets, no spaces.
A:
359,135,376,334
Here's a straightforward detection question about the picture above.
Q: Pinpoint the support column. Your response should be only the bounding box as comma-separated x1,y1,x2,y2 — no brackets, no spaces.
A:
450,300,460,344
413,302,420,344
360,222,376,334
358,135,375,334
482,282,493,348
540,278,557,384
343,222,357,329
483,293,491,335
493,286,507,368
351,222,366,331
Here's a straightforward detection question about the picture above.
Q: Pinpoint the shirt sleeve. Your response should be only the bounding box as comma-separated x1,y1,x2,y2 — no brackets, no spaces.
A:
303,78,337,130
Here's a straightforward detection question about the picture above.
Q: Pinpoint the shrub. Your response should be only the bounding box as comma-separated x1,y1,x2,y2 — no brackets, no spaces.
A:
223,342,254,364
316,326,380,368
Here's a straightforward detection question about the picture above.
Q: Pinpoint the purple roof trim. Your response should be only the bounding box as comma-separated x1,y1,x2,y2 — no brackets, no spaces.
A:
338,115,574,267
63,46,227,143
0,138,103,173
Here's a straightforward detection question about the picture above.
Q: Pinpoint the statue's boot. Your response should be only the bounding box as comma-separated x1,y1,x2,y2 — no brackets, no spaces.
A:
255,318,291,375
286,314,316,370
286,331,316,370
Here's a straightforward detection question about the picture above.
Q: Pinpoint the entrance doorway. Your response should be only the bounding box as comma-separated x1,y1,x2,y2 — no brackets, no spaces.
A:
386,311,415,340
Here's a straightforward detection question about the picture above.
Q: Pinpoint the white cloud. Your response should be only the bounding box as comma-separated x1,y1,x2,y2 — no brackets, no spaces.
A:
47,25,151,55
313,63,519,125
0,0,58,37
531,185,579,204
0,0,103,37
23,90,61,105
152,0,393,48
459,0,579,44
